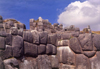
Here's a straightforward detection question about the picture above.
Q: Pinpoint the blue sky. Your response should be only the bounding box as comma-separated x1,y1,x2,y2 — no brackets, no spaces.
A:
0,0,84,29
0,0,100,30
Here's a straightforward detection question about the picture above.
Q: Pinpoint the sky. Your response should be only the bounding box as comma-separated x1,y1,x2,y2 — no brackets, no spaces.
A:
0,0,100,31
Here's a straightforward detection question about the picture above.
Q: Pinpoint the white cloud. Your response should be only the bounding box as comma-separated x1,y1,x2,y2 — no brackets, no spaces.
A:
57,0,100,31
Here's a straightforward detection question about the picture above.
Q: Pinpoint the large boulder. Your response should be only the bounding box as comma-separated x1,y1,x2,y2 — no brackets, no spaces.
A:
0,57,5,69
69,37,82,54
3,58,19,69
24,41,38,57
10,27,18,35
57,40,69,46
0,45,12,60
39,31,48,44
78,33,93,51
48,33,57,45
19,57,37,69
38,44,46,55
12,35,24,58
18,28,23,37
90,51,100,69
37,55,52,69
0,31,7,37
6,34,12,45
31,30,39,44
57,46,75,65
49,55,59,68
0,37,5,50
75,54,91,69
93,34,100,51
46,44,53,55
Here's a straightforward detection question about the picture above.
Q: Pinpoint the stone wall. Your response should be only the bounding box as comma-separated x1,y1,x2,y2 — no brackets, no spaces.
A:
0,16,100,69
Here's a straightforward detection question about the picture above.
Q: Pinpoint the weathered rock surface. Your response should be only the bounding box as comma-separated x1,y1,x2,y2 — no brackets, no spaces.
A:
0,45,12,60
83,51,96,58
78,33,93,51
69,37,82,54
57,46,75,64
3,58,19,69
75,54,91,69
12,35,24,58
19,57,37,69
93,34,100,51
38,44,46,55
6,34,12,45
0,57,5,69
0,37,5,50
37,55,52,69
24,41,38,57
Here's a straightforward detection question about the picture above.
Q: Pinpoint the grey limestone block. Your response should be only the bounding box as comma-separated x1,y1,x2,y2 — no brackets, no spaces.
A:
0,57,5,69
3,58,19,69
90,51,100,69
38,44,46,55
69,37,82,54
10,27,18,35
0,36,5,50
83,51,96,58
37,55,52,69
46,44,53,55
0,31,7,37
59,64,75,69
57,40,69,46
93,34,100,51
0,45,12,60
75,54,91,69
18,28,23,37
39,31,48,44
24,41,38,57
57,46,75,65
49,55,59,68
12,35,24,58
19,57,37,69
6,33,12,45
48,33,57,46
31,30,39,44
78,33,93,51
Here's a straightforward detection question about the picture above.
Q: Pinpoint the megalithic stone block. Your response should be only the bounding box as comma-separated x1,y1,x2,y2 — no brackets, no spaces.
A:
90,51,100,69
6,34,12,45
57,40,69,46
83,51,96,58
0,57,5,69
69,37,82,54
0,20,3,23
37,55,52,69
31,30,39,44
57,46,75,65
49,55,59,68
18,23,26,29
46,44,53,55
52,45,57,55
48,33,57,46
10,27,18,35
59,63,75,69
78,33,93,51
0,37,5,50
39,31,48,44
23,31,28,41
0,31,7,37
75,54,91,69
27,31,33,43
3,58,19,69
12,35,24,58
18,28,23,37
93,34,100,51
38,44,46,55
0,45,12,60
24,41,38,57
19,58,37,69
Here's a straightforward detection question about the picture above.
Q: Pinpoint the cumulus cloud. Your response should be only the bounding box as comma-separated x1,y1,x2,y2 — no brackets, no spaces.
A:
57,0,100,31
